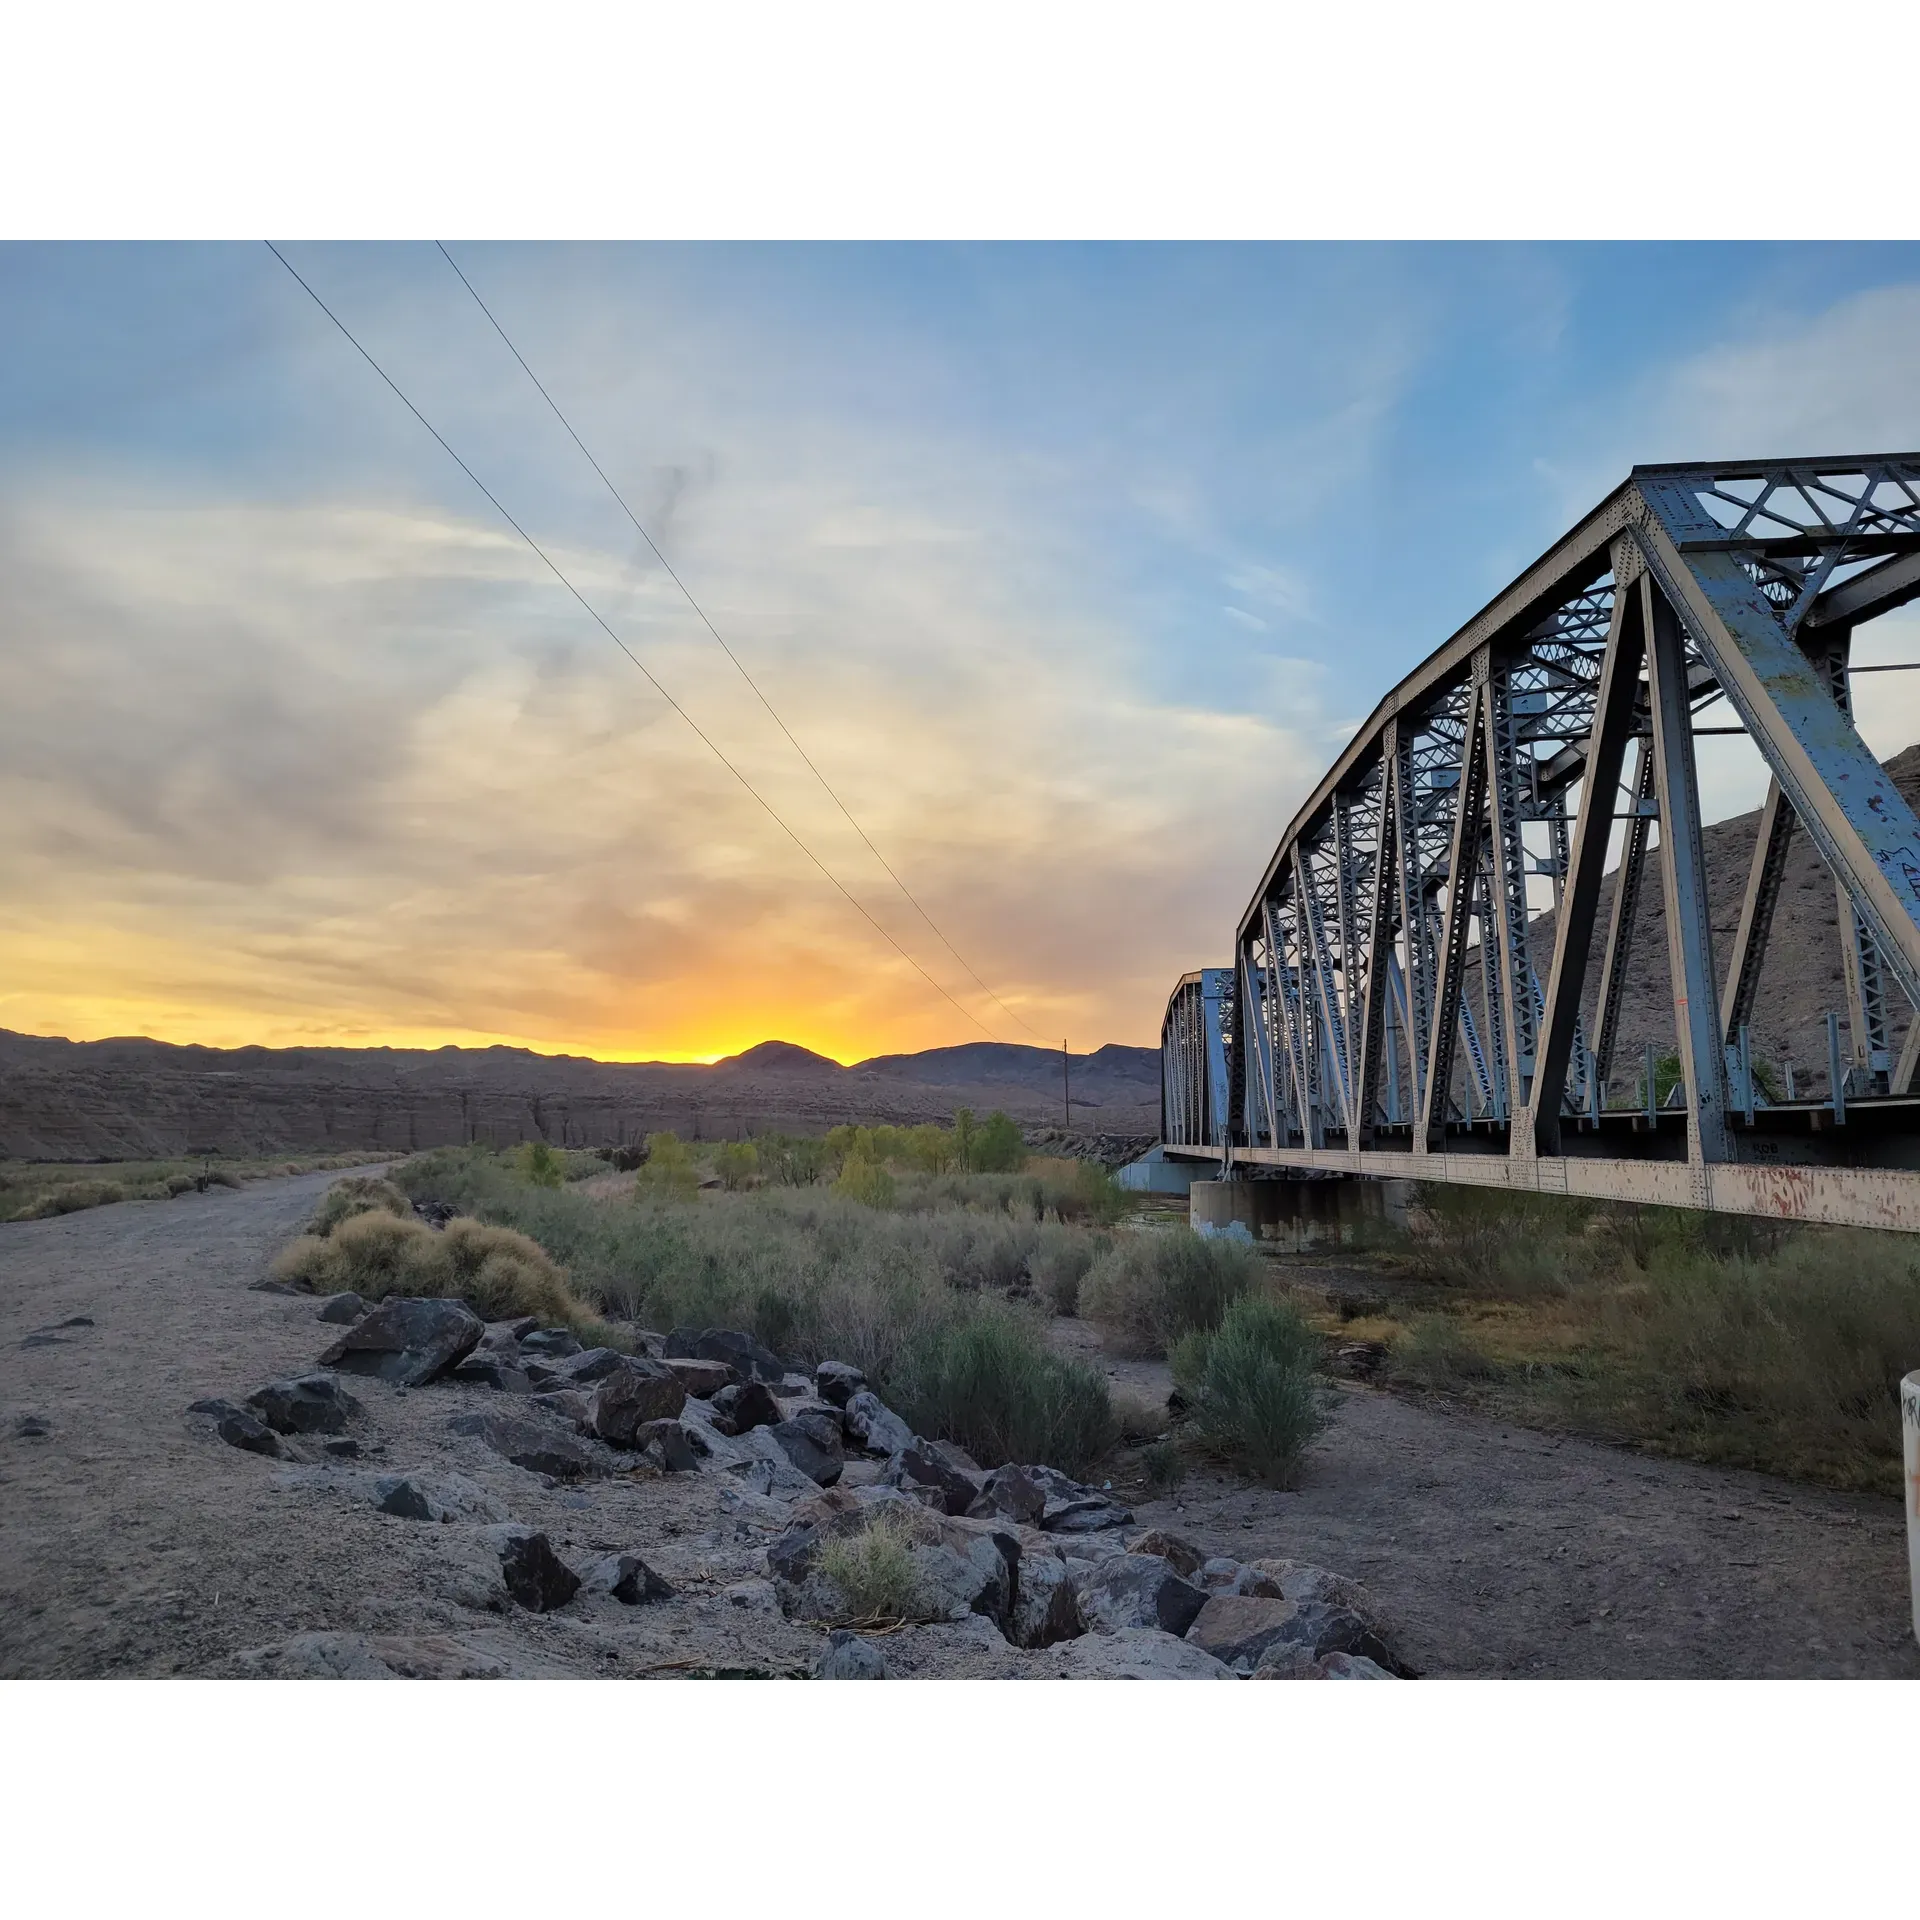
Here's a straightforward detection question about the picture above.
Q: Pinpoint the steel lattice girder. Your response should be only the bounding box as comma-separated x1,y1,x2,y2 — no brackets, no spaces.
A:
1160,452,1920,1233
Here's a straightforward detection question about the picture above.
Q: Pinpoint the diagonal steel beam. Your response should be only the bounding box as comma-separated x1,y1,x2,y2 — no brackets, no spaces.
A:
1350,762,1398,1142
1531,561,1645,1154
1643,572,1732,1168
1423,677,1489,1145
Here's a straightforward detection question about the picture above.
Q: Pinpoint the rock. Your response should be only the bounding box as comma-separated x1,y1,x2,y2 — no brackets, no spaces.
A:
1043,1495,1134,1534
710,1380,783,1434
217,1408,287,1458
246,1373,362,1436
929,1438,983,1474
448,1410,606,1480
1248,1558,1380,1617
553,1347,629,1385
582,1552,675,1604
1196,1556,1285,1598
881,1439,982,1516
324,1437,362,1458
814,1360,865,1408
843,1390,913,1456
588,1359,689,1445
1128,1529,1209,1579
448,1356,534,1393
529,1388,595,1429
1186,1595,1311,1668
723,1578,782,1612
481,1314,540,1345
370,1471,499,1522
1047,1626,1235,1680
767,1411,845,1487
490,1527,581,1612
815,1629,889,1678
661,1356,736,1398
1075,1553,1208,1637
1253,1645,1398,1680
638,1419,707,1472
318,1296,483,1386
1008,1547,1083,1648
727,1448,824,1503
965,1463,1047,1526
239,1631,396,1679
664,1326,787,1383
520,1327,582,1357
1328,1339,1389,1380
317,1292,367,1324
12,1414,52,1439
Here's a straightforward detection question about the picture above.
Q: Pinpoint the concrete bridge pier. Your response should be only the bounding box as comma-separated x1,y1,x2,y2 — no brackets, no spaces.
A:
1189,1174,1410,1250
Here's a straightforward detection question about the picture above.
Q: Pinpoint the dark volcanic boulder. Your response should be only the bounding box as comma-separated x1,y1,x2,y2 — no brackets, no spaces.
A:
520,1327,582,1358
318,1297,483,1386
492,1528,581,1613
448,1410,606,1480
637,1419,707,1472
814,1629,889,1678
588,1359,689,1445
1075,1553,1208,1637
215,1406,286,1458
843,1390,913,1456
664,1327,786,1383
767,1412,845,1487
1127,1529,1209,1579
582,1552,676,1605
967,1463,1047,1527
553,1347,629,1385
814,1360,866,1408
710,1380,782,1434
246,1374,362,1436
316,1292,367,1324
447,1356,534,1394
881,1439,982,1516
661,1356,736,1398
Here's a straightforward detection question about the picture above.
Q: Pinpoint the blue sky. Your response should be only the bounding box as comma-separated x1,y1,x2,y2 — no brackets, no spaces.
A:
4,242,1919,1058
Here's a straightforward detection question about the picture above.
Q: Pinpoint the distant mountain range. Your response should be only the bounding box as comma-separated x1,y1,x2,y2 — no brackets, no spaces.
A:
0,1029,1160,1163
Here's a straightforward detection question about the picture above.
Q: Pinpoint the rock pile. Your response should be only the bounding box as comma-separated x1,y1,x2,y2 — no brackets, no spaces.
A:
202,1304,1404,1678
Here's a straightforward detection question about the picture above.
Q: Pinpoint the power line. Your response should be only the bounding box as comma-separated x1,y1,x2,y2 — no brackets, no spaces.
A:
433,240,1046,1045
263,239,1001,1044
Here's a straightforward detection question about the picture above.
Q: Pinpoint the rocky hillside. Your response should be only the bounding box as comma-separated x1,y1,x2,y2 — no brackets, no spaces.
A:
0,1030,1159,1162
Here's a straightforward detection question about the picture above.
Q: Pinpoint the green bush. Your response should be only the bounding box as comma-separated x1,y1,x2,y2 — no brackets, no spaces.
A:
1141,1436,1186,1493
890,1310,1116,1476
636,1132,698,1202
1170,1292,1328,1487
1029,1222,1098,1314
1080,1229,1260,1355
833,1155,897,1208
521,1141,565,1189
971,1110,1026,1173
308,1174,412,1238
714,1141,759,1191
815,1510,930,1624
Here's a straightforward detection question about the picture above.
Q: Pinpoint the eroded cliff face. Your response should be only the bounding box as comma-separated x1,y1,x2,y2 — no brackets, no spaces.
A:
0,1032,1160,1161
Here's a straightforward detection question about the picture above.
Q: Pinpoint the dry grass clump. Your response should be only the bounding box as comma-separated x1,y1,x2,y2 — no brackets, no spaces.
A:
269,1207,599,1332
307,1174,412,1238
815,1511,930,1625
1080,1229,1260,1356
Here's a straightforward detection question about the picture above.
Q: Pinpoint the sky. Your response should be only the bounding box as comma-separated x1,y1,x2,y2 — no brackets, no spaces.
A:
3,241,1920,1064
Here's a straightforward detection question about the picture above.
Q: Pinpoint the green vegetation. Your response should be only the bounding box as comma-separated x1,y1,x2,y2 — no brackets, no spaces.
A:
306,1174,412,1237
635,1132,699,1201
815,1510,929,1624
1170,1292,1329,1487
832,1152,897,1208
1079,1228,1261,1355
386,1145,1120,1473
713,1141,759,1191
521,1141,566,1189
1314,1182,1920,1495
0,1151,387,1225
1140,1436,1187,1493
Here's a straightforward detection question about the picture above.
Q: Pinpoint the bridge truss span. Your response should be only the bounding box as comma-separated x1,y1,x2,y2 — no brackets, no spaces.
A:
1160,453,1920,1231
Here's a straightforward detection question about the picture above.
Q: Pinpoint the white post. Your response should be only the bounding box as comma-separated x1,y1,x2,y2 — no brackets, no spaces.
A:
1905,1371,1920,1649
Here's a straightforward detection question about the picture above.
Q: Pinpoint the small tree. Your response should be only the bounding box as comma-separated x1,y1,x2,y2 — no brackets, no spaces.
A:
521,1141,564,1188
972,1110,1026,1173
714,1140,759,1191
834,1154,897,1208
953,1107,977,1174
636,1131,698,1202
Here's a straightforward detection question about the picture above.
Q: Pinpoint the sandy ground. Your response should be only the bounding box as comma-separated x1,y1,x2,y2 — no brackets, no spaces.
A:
3,1172,1915,1678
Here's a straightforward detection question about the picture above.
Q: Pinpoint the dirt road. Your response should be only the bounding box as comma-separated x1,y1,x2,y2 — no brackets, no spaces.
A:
3,1175,1915,1677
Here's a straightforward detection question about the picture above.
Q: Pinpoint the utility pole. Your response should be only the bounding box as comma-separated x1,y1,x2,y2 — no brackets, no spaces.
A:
1063,1039,1071,1129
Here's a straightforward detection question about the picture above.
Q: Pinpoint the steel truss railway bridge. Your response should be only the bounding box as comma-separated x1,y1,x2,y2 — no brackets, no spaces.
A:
1159,452,1920,1232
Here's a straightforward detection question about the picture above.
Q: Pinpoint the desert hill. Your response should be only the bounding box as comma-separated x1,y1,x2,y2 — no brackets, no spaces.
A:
0,1028,1159,1163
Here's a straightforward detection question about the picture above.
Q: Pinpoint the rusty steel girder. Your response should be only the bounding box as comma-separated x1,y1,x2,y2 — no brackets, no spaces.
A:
1159,453,1920,1232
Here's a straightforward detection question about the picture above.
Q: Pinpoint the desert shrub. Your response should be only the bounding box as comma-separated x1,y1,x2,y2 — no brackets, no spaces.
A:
165,1173,198,1197
1080,1229,1260,1356
757,1135,829,1186
890,1310,1116,1476
1392,1313,1499,1390
714,1141,759,1191
1406,1185,1596,1297
921,1209,1042,1291
815,1510,929,1624
1111,1384,1168,1443
307,1174,412,1238
833,1154,896,1209
1170,1292,1328,1486
23,1179,128,1218
269,1205,597,1331
1141,1437,1186,1492
1029,1222,1098,1314
635,1132,698,1202
520,1141,564,1189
